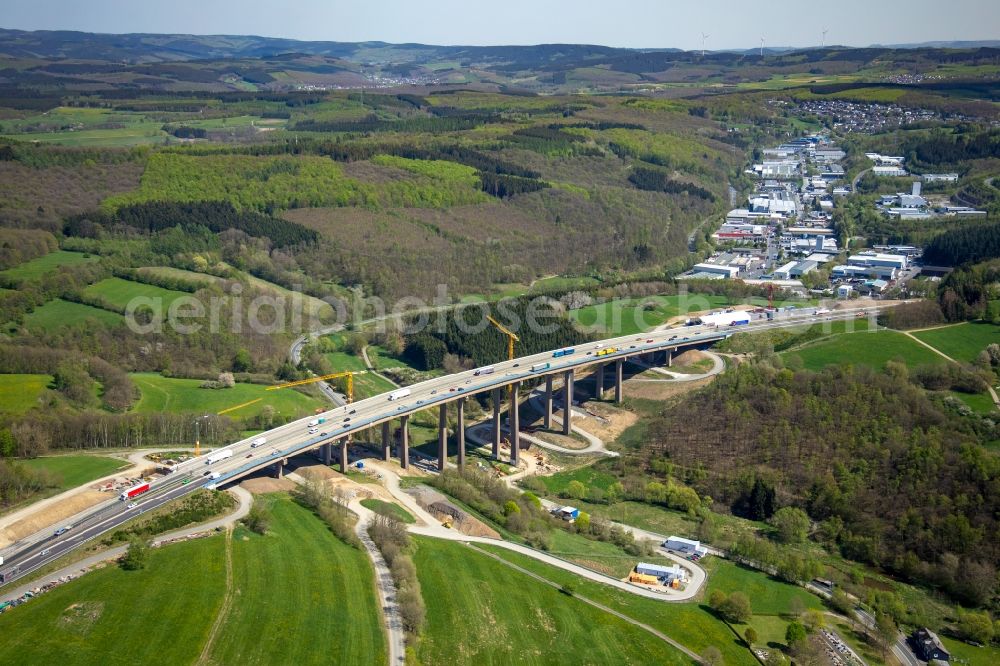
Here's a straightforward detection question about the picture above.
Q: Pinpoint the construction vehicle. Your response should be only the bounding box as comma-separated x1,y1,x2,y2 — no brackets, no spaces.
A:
441,516,453,529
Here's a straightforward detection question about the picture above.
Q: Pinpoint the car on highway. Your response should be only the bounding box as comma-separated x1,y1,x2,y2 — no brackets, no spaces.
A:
40,549,50,556
245,453,253,458
54,526,71,536
127,502,138,509
349,409,356,415
203,470,213,476
270,450,279,456
431,389,437,395
647,339,654,343
320,431,327,436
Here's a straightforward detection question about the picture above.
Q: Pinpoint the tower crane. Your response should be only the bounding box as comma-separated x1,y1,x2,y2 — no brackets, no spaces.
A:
486,315,520,361
267,370,365,403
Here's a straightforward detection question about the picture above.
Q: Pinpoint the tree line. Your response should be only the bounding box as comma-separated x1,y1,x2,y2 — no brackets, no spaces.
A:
627,166,716,201
66,201,318,248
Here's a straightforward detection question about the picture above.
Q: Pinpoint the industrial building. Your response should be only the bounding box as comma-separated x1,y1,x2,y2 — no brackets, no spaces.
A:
662,536,707,557
921,173,958,182
848,252,908,271
635,562,686,584
690,263,740,279
872,165,908,177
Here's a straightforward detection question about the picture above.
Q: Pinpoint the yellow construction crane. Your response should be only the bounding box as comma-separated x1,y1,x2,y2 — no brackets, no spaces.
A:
267,370,365,403
487,315,519,361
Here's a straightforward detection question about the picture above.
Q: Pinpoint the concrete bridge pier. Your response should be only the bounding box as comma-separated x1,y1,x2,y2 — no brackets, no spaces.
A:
562,370,574,435
614,359,624,404
456,398,466,468
399,415,410,470
543,375,553,429
595,363,605,400
509,381,521,466
437,403,448,472
274,458,286,479
322,442,333,466
340,439,349,474
382,422,391,462
491,388,502,459
665,349,673,367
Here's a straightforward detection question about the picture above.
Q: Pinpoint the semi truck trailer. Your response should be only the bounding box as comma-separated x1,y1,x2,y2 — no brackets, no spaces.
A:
119,482,150,501
205,449,233,465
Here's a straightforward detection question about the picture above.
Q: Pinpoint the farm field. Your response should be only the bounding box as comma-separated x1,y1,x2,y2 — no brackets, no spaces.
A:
0,251,99,283
82,277,191,313
473,543,756,666
130,373,324,418
953,391,998,414
23,299,124,331
413,536,693,666
206,495,385,665
781,329,940,371
0,373,52,414
20,455,130,491
0,534,228,664
913,322,999,363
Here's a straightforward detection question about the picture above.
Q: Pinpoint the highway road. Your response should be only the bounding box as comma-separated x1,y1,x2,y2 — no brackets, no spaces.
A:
0,305,883,588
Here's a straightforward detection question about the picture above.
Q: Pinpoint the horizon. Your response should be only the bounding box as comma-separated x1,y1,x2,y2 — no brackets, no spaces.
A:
3,0,999,51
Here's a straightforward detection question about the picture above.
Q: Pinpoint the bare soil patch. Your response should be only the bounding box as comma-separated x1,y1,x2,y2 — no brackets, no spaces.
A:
238,478,296,495
0,490,106,549
575,402,638,442
625,376,714,401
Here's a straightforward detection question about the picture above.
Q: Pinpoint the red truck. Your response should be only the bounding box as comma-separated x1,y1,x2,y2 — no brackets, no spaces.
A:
119,482,150,502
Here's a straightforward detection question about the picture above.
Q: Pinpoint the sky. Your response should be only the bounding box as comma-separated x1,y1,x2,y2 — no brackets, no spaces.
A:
3,0,999,50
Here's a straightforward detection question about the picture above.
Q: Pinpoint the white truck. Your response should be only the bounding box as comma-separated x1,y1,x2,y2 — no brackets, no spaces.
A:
205,449,233,465
388,388,411,401
251,436,267,448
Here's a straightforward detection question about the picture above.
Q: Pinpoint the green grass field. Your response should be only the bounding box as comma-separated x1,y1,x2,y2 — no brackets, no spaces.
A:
913,322,999,363
782,329,940,371
571,294,770,335
23,299,124,331
81,277,191,313
473,543,756,666
207,495,385,664
20,455,129,490
0,496,386,665
0,250,99,283
130,373,324,418
414,536,694,665
940,635,1000,666
546,527,677,577
0,535,228,663
0,373,51,414
135,266,225,289
360,497,415,523
703,559,821,616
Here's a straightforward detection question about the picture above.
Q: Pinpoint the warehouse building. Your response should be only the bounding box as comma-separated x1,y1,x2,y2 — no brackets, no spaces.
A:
635,562,686,583
663,536,707,557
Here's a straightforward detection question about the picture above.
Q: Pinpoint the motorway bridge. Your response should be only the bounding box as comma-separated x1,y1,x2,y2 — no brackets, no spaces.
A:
0,306,880,587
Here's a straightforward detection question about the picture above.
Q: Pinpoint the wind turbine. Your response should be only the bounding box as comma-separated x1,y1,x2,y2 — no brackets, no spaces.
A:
760,36,766,57
822,28,829,48
701,32,710,57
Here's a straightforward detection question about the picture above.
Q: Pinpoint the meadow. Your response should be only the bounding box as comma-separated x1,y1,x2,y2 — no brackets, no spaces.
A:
206,495,385,664
130,373,324,418
414,536,694,666
20,455,130,490
473,543,757,666
781,329,940,371
23,299,124,331
0,373,51,414
0,251,99,283
912,321,999,363
81,277,191,313
0,496,385,665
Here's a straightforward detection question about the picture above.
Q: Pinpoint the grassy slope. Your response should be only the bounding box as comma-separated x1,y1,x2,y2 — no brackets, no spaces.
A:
0,250,99,282
360,497,415,523
0,373,52,414
130,373,323,418
473,543,756,666
0,535,228,664
414,536,693,665
81,277,191,311
912,322,999,363
702,558,821,616
20,455,129,490
782,329,939,371
23,299,124,331
208,495,385,664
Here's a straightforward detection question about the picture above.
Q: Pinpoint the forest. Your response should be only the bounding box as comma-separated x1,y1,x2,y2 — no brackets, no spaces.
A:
645,360,1000,607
